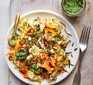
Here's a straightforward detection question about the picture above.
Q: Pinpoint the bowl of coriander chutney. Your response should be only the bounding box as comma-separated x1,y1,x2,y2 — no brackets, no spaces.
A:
61,0,86,17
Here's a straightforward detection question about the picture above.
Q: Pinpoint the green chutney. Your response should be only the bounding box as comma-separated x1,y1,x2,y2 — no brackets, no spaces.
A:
62,0,84,16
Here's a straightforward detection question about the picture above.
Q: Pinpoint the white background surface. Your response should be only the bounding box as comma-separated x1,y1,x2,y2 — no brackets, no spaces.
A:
0,0,10,84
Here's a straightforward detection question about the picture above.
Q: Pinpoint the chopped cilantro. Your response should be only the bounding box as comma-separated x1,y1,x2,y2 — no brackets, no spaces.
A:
26,59,30,65
70,63,74,66
34,19,38,21
22,37,25,43
74,48,78,51
23,23,28,29
48,44,52,49
34,38,38,43
18,28,20,31
33,35,40,44
16,33,19,36
9,39,16,46
40,60,44,64
52,36,59,42
52,18,54,22
32,64,38,72
68,59,74,68
30,48,35,53
34,25,40,31
48,31,52,36
29,41,33,46
15,48,27,60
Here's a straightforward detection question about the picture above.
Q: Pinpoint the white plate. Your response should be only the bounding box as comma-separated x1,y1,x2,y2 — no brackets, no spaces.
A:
4,10,79,85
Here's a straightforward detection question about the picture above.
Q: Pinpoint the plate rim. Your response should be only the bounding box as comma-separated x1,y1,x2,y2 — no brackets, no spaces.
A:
4,10,79,85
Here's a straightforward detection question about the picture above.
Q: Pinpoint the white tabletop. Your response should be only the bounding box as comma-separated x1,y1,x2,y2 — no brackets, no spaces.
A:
0,0,10,85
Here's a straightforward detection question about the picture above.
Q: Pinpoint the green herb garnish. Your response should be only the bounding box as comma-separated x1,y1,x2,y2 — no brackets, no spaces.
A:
29,41,33,46
74,48,78,51
26,59,30,65
48,31,52,36
33,35,40,44
22,37,25,43
32,64,38,72
30,48,35,53
16,33,19,36
9,40,16,46
68,59,74,68
48,44,52,49
52,18,54,22
70,63,74,66
62,0,84,16
34,19,38,21
52,36,59,42
18,28,20,31
40,60,44,64
23,23,28,29
34,38,38,43
15,48,27,60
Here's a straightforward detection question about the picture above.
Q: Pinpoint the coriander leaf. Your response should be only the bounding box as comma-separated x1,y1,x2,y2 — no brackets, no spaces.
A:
70,63,74,66
74,48,78,51
52,18,54,22
34,19,38,21
68,59,74,68
52,36,59,42
33,35,40,44
36,25,40,31
22,37,25,43
16,33,19,36
30,48,35,53
23,23,28,29
40,60,44,64
48,44,52,49
15,48,27,60
34,37,38,43
29,41,33,46
34,25,40,31
48,31,52,36
9,40,16,46
18,28,20,31
31,64,38,73
26,59,30,65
